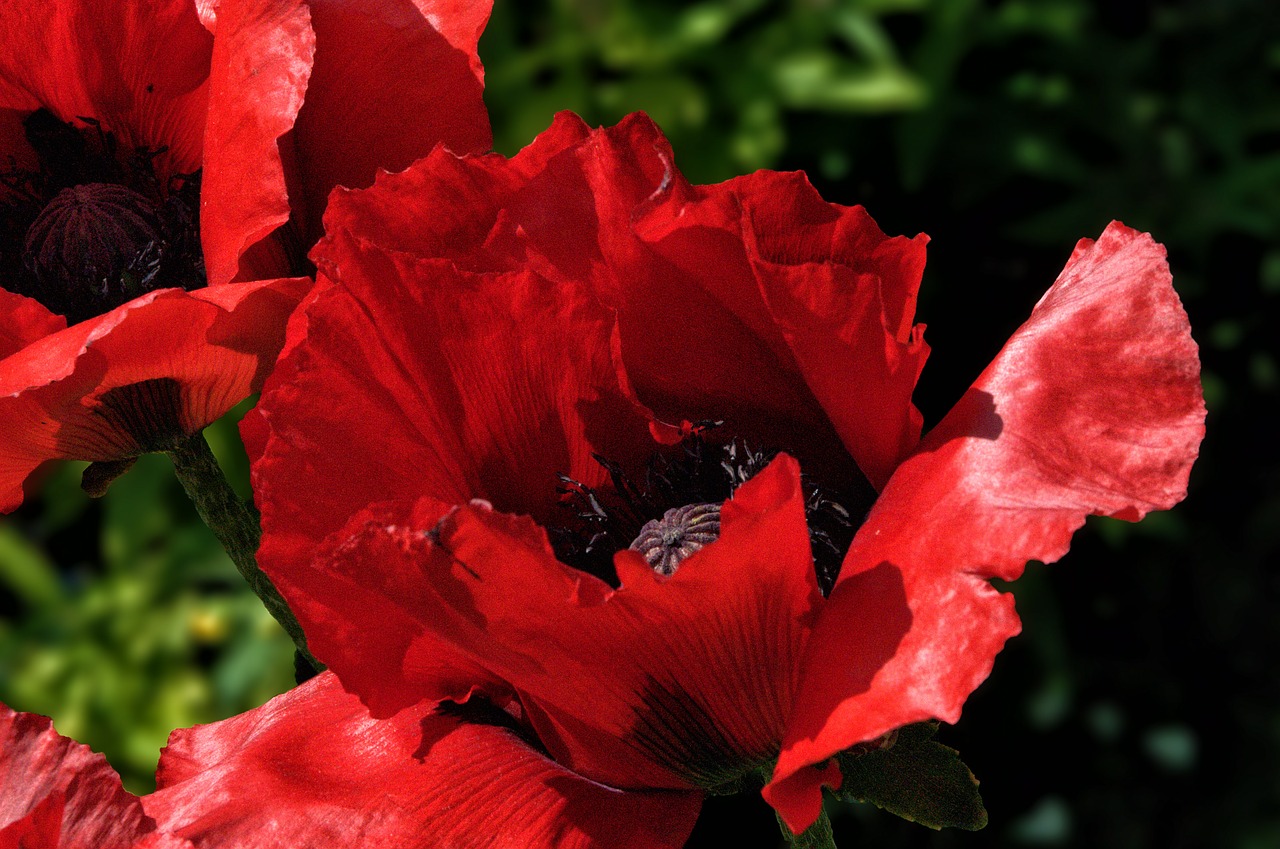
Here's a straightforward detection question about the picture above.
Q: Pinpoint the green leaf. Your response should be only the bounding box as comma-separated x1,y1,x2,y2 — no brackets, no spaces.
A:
834,722,988,831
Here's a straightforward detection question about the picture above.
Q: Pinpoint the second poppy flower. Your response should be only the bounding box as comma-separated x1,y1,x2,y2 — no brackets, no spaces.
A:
0,0,492,510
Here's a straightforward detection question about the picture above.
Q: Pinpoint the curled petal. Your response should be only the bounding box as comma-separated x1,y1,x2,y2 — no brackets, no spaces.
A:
0,277,310,512
199,0,315,286
735,173,929,489
145,672,700,849
0,290,64,360
320,112,925,489
767,223,1205,831
627,168,929,490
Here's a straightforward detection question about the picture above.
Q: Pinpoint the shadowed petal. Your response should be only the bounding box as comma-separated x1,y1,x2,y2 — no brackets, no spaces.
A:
289,0,492,244
0,0,211,176
0,277,309,512
201,0,492,285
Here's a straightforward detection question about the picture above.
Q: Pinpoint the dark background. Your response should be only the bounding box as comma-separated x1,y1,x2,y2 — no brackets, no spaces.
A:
2,1,1276,846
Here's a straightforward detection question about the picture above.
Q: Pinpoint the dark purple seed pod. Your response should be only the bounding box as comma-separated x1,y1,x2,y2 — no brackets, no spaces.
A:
23,182,162,301
629,502,722,577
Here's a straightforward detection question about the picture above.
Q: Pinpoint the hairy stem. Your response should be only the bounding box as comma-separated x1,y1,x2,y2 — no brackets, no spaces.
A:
167,431,322,672
778,807,837,849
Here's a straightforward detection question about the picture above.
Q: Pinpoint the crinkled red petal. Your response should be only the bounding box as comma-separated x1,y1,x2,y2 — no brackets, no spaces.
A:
0,702,192,849
588,137,857,481
0,0,210,176
316,110,591,270
733,173,929,489
766,223,1206,831
0,277,310,512
626,167,928,490
251,231,656,603
144,671,700,849
282,495,511,718
318,112,925,489
201,0,492,286
305,455,821,793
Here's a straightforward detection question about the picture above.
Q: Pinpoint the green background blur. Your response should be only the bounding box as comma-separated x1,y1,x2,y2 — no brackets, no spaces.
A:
2,1,1276,846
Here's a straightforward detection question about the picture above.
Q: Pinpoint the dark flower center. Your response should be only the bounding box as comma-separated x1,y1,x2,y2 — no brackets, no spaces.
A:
554,423,873,593
1,109,204,325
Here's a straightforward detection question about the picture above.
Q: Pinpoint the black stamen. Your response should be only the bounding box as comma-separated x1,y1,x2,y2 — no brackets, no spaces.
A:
804,480,856,596
551,423,871,593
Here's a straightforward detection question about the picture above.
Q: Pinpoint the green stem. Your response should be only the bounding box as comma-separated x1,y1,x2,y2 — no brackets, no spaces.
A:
777,807,837,849
166,431,322,672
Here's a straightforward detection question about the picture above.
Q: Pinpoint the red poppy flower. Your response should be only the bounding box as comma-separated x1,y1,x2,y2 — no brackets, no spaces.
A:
142,670,701,848
0,0,491,511
246,113,1204,836
0,701,193,848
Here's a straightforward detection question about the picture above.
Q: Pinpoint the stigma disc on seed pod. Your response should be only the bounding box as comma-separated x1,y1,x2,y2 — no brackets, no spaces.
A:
629,502,722,576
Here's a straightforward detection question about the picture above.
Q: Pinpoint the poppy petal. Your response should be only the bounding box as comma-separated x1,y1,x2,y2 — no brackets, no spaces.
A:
737,173,930,489
767,223,1205,831
0,0,211,175
315,114,902,487
0,702,192,849
252,228,656,594
0,277,309,512
627,167,930,491
289,0,492,241
144,671,700,849
199,0,314,286
281,495,511,718
201,0,492,286
316,110,592,270
491,115,861,479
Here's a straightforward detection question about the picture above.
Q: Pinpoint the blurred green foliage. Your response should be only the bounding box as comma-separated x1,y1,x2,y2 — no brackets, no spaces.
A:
483,0,931,180
2,0,1277,845
0,409,295,793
